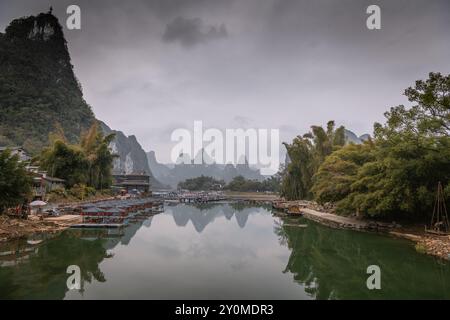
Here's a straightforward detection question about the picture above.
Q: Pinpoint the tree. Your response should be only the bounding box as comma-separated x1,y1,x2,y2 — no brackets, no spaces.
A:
0,149,32,213
178,175,225,191
327,73,450,219
281,121,346,200
39,123,116,189
312,141,375,207
79,123,116,189
39,139,89,187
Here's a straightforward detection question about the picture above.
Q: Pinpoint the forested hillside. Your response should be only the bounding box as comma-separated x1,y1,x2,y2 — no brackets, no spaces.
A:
0,12,95,153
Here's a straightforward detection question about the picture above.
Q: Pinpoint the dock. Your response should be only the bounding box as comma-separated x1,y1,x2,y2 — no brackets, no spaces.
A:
65,197,164,229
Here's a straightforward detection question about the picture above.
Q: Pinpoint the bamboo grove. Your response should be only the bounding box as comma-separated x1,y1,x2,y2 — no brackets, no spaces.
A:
281,72,450,220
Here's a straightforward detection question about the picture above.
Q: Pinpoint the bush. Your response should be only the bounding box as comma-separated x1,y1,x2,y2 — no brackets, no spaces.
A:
68,184,96,200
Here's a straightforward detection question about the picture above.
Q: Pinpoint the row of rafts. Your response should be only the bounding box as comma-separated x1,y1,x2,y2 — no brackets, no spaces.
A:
61,197,165,228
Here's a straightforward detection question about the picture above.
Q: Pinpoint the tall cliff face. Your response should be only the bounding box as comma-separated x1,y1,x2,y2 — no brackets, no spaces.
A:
0,12,164,188
100,122,165,189
0,12,96,153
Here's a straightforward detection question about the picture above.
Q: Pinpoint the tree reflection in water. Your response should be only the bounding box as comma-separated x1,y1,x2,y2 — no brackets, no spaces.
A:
0,233,111,299
275,217,450,299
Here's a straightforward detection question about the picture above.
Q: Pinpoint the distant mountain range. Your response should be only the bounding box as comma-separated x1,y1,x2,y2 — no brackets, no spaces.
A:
148,129,370,188
147,149,264,189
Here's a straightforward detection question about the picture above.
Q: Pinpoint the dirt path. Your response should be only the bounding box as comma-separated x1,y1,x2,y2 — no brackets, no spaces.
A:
301,208,371,230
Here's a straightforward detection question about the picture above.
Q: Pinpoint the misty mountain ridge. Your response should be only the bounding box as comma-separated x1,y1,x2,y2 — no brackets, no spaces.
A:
149,129,370,188
100,122,165,188
147,149,264,188
344,129,371,144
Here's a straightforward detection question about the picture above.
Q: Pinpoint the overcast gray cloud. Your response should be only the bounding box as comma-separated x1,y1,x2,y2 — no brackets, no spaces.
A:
163,16,227,48
0,0,449,163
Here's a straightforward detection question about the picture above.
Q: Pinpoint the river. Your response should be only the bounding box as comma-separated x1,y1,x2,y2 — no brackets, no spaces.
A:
0,202,449,299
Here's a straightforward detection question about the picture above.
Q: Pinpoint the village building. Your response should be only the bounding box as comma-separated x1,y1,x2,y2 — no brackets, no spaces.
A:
112,172,151,194
26,166,66,200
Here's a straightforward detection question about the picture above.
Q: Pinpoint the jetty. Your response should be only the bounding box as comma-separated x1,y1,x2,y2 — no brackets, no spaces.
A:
155,191,226,204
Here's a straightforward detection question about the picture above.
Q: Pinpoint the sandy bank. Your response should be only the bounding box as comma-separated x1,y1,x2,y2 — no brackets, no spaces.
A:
0,214,81,242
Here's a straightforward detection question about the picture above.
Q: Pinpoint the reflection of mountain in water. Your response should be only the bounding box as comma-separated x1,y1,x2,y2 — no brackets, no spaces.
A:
275,218,450,300
169,203,257,232
102,216,153,249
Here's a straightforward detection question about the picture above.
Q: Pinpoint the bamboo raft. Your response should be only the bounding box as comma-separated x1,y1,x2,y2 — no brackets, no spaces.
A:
68,197,164,229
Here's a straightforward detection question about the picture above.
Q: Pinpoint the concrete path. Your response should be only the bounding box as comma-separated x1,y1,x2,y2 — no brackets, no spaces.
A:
301,208,370,230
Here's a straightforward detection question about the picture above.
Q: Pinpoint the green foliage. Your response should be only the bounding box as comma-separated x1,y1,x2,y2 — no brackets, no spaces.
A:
0,150,32,212
79,124,116,190
178,175,225,191
39,139,89,187
281,121,345,200
311,142,376,206
225,175,280,192
0,13,95,154
68,184,96,200
311,72,450,220
38,123,116,189
178,174,280,192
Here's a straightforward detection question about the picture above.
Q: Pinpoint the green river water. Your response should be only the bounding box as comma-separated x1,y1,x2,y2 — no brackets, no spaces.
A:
0,202,449,299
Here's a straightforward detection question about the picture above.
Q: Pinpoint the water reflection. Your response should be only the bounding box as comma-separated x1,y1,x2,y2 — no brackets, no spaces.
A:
169,202,258,232
276,217,450,299
0,233,111,299
0,204,449,299
0,216,151,299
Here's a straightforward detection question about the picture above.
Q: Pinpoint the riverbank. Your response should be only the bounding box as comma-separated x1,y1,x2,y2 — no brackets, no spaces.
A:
224,191,280,202
0,214,81,242
0,194,120,242
273,200,450,261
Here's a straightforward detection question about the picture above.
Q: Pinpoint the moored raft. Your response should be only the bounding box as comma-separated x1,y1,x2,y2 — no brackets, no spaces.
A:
69,197,164,228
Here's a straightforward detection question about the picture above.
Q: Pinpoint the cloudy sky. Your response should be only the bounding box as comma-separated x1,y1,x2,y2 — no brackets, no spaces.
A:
1,0,449,163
